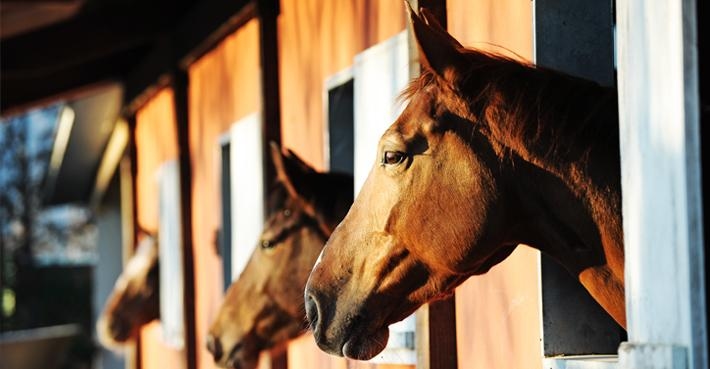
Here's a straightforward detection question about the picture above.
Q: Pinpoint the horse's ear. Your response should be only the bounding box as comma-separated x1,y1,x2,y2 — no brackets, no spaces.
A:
269,142,315,203
407,4,468,85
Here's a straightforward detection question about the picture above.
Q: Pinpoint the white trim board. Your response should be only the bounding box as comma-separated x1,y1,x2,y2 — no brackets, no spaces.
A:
352,30,415,365
616,0,707,368
229,112,264,280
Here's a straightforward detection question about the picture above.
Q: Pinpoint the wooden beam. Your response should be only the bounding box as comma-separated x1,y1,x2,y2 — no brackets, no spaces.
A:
1,0,255,114
256,0,282,210
0,4,173,110
416,298,458,369
122,39,174,117
124,114,142,369
1,6,167,74
171,70,198,369
255,3,285,368
407,2,457,369
175,0,255,69
123,1,256,116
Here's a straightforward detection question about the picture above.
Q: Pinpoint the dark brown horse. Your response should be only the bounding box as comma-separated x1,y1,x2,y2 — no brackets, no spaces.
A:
206,144,353,369
97,233,159,348
304,7,624,360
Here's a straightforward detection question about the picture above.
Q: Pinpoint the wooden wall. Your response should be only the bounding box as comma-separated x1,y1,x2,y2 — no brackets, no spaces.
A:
279,0,406,170
447,1,542,369
134,88,186,369
278,0,410,368
133,2,541,369
187,18,262,369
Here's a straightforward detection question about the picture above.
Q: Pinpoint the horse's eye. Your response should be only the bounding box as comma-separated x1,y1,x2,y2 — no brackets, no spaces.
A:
261,239,275,249
283,209,291,217
382,151,406,165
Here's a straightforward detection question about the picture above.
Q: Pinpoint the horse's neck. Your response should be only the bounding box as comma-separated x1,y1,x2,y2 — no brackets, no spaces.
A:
484,67,619,179
485,70,623,262
507,157,604,270
509,151,626,327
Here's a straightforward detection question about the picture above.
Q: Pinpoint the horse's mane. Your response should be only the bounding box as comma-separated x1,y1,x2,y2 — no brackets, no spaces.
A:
402,48,619,175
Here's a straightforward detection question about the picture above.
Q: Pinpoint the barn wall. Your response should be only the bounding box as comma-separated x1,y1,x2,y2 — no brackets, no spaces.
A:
136,3,540,369
186,19,262,369
447,1,542,369
278,0,409,368
279,0,406,170
134,88,186,369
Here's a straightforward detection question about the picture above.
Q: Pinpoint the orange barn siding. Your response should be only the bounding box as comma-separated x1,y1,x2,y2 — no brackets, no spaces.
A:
134,88,186,369
448,1,542,369
187,19,263,369
279,0,406,170
278,0,409,368
136,2,540,369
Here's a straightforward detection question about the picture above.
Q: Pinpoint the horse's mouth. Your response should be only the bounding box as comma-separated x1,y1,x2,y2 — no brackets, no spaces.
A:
223,351,257,369
311,312,390,361
219,342,258,369
341,325,390,360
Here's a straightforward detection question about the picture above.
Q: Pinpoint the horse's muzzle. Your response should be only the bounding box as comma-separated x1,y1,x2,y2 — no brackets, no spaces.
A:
206,333,223,362
304,288,345,356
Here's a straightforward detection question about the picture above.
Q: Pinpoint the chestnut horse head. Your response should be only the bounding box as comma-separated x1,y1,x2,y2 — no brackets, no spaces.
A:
304,6,625,360
97,233,160,347
206,144,353,369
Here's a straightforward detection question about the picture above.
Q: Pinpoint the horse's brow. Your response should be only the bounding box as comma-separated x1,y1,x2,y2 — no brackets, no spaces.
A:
380,132,406,148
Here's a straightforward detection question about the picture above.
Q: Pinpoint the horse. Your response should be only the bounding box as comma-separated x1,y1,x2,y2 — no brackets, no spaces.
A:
97,233,160,348
304,6,625,360
206,144,353,369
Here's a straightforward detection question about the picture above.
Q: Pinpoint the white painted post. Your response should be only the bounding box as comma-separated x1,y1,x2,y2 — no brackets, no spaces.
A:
616,0,707,368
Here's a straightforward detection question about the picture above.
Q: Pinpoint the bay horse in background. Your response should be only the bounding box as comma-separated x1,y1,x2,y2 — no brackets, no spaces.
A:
305,6,625,360
206,144,353,369
97,233,159,348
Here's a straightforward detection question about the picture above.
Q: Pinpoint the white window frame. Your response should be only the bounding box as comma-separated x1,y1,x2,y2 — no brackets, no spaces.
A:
157,160,185,349
351,30,416,365
616,0,707,369
227,113,265,281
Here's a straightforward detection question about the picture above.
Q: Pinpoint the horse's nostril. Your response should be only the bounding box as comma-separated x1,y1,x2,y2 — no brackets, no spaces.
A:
305,293,320,330
206,334,223,361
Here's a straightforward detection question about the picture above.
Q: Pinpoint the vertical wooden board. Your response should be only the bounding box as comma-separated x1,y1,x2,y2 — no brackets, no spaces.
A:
187,19,261,369
446,1,541,369
278,0,405,170
173,70,197,369
134,88,186,369
134,89,179,232
258,0,282,194
278,1,408,368
447,0,533,60
287,334,347,369
455,248,542,369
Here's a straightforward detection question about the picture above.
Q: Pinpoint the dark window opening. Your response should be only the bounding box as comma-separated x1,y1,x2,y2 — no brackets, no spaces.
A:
535,0,626,356
327,79,355,175
219,142,232,291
